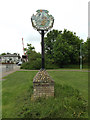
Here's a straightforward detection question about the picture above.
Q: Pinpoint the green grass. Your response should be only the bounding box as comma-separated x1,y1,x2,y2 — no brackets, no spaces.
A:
2,70,88,118
48,71,88,100
2,71,37,118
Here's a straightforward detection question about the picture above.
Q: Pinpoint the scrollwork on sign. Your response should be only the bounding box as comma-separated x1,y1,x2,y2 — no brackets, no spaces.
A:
31,10,54,31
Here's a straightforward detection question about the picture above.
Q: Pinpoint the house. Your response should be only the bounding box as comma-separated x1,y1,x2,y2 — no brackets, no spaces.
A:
0,54,21,63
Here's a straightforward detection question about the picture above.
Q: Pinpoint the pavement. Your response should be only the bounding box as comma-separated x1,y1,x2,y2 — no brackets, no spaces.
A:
2,65,20,79
19,69,89,72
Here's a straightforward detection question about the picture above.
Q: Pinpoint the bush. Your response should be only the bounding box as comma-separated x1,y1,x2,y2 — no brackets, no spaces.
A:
21,61,59,70
63,64,80,69
21,58,41,70
45,63,59,69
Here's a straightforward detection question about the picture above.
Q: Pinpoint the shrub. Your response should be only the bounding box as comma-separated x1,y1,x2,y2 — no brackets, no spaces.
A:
21,58,41,70
45,63,59,69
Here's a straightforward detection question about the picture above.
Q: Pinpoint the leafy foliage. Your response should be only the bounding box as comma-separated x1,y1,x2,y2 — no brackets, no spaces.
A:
45,29,84,67
21,44,41,69
21,29,88,70
21,59,41,70
0,53,6,55
82,40,88,64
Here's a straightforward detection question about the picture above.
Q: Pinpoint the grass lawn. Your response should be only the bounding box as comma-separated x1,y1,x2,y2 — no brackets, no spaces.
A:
2,70,88,118
48,70,88,100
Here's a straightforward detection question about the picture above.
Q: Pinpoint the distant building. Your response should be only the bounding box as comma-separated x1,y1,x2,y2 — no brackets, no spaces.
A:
0,54,21,63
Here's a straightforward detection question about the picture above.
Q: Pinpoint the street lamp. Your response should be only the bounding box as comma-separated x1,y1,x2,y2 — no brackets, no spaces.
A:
31,10,54,69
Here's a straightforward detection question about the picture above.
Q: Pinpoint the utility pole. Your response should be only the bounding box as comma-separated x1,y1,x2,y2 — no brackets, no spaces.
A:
22,38,28,62
22,38,25,55
80,43,82,70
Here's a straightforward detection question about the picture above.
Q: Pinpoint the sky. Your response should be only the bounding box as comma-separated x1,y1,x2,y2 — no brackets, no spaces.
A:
0,0,89,56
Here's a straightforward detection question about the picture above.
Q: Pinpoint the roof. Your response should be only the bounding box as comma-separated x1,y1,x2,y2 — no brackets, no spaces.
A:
0,54,20,57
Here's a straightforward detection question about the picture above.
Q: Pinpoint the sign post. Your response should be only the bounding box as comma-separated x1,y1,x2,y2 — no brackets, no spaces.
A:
31,10,54,99
31,10,54,69
41,30,45,69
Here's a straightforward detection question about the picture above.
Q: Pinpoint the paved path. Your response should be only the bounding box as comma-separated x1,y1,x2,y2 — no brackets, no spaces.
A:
2,66,20,78
19,69,89,72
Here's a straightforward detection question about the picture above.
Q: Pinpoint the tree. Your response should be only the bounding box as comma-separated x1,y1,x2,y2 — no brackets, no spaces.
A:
53,34,73,66
0,53,6,55
44,29,61,63
13,53,18,55
21,43,41,69
82,39,88,64
24,43,35,61
44,29,83,67
7,52,11,54
61,29,83,64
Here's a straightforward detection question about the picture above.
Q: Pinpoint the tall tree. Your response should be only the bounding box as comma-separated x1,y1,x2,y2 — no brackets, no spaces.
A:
61,29,83,64
22,43,41,69
53,34,73,66
44,29,83,66
24,43,35,61
24,43,41,62
44,29,61,63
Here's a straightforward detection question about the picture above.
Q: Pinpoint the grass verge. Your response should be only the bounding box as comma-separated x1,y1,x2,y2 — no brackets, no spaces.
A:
2,70,88,118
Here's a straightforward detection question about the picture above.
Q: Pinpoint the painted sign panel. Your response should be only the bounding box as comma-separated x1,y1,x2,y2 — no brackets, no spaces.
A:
31,10,54,31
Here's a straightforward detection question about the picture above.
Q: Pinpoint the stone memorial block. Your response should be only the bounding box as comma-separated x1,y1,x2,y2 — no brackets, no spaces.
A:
33,69,54,99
